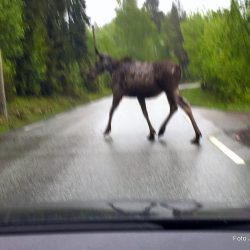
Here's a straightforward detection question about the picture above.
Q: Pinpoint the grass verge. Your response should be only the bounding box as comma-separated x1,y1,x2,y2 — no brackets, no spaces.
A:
181,88,250,112
0,89,111,134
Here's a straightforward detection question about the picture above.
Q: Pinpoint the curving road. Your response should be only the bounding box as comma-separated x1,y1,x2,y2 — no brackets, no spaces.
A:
0,91,250,207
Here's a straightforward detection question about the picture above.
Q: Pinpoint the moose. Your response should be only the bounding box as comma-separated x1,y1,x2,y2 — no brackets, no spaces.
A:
87,27,202,144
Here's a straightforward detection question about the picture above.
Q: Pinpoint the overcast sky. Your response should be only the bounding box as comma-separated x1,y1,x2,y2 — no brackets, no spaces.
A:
86,0,230,26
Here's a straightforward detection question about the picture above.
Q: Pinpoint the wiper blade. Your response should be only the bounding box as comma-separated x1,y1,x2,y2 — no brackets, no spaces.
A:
108,200,203,218
160,201,203,217
108,202,158,216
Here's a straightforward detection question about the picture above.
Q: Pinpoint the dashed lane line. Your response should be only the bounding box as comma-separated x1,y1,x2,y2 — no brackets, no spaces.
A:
183,113,245,165
209,135,245,165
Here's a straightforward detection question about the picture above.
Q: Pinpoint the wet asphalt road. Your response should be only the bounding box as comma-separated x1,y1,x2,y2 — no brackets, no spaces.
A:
0,93,250,207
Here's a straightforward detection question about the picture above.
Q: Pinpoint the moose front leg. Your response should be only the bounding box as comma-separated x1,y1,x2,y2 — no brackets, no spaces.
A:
137,97,156,141
158,93,178,138
104,92,122,135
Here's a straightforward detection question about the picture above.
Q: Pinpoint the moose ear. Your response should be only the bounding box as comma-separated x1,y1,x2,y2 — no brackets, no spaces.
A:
92,25,101,57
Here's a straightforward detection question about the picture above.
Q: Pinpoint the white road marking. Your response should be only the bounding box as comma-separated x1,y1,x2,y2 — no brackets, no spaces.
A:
24,123,44,132
209,136,245,165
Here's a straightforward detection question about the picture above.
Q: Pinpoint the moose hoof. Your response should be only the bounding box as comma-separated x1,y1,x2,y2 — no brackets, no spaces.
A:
191,135,201,145
158,128,165,138
147,133,155,141
104,128,111,136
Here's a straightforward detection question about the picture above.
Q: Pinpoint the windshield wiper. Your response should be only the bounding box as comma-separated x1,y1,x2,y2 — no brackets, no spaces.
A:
108,200,203,218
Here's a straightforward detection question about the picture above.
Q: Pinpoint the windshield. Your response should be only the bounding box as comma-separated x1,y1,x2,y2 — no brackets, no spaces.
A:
0,0,249,214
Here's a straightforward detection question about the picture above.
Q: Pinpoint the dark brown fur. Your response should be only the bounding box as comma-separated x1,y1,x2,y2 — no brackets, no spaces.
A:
87,53,202,144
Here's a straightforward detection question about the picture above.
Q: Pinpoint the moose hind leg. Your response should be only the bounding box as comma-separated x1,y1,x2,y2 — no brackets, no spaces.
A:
104,94,122,135
177,95,202,144
138,97,156,141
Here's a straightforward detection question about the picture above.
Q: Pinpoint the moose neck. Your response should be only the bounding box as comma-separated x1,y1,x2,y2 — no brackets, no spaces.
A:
106,58,119,75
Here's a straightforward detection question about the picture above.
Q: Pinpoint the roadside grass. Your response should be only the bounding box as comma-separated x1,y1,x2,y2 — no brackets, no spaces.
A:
0,89,111,134
181,88,250,112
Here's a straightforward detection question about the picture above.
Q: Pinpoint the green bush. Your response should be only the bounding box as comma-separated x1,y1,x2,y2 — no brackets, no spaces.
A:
181,0,250,101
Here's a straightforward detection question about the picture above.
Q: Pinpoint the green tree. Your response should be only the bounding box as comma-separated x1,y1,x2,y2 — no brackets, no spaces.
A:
114,0,159,60
15,0,48,95
0,0,24,97
143,0,164,31
65,0,90,93
45,0,89,95
181,13,205,79
181,0,250,100
66,0,89,63
169,2,188,72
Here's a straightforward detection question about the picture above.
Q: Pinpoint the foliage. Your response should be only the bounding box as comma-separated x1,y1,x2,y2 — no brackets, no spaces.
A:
181,88,250,112
0,0,249,105
95,0,186,65
15,6,48,96
0,0,90,98
114,0,160,60
181,0,250,100
0,0,24,58
0,0,24,97
181,13,205,79
143,0,164,30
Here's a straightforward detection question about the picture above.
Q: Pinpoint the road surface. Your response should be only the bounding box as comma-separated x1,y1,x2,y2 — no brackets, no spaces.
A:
0,93,250,207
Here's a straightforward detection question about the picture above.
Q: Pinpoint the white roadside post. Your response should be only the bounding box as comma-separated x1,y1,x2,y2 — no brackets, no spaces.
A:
0,49,8,119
